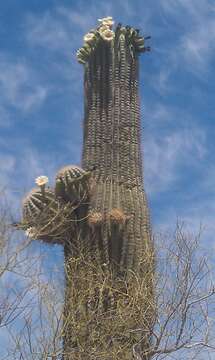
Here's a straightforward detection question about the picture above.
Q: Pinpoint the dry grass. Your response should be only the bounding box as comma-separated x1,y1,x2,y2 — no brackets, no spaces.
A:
61,226,215,360
63,250,155,360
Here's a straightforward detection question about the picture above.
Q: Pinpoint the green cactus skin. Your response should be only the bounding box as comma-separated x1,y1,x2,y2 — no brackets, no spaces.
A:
22,187,76,245
55,165,91,204
79,24,152,273
55,165,91,245
22,187,57,224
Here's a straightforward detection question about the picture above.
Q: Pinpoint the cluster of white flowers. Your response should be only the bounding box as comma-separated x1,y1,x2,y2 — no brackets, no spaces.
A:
83,32,95,44
82,16,115,50
98,16,114,28
98,16,115,41
35,175,49,187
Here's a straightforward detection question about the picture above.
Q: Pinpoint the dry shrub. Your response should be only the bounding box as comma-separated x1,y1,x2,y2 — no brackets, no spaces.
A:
62,249,155,360
61,226,215,360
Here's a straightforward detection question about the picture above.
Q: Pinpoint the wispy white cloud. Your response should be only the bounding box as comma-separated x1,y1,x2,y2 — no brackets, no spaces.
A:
144,101,215,246
0,55,48,113
153,192,215,250
25,6,111,54
144,0,215,98
161,0,213,20
143,102,174,128
180,19,215,72
159,0,215,76
0,154,16,187
25,1,150,54
0,147,58,214
25,12,73,55
145,125,207,194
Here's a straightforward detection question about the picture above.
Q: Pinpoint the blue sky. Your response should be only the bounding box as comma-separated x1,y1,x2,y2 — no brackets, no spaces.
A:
1,0,215,244
0,0,215,356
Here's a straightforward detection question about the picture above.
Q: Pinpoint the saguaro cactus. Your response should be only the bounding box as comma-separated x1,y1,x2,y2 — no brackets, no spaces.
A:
79,20,152,273
17,17,154,360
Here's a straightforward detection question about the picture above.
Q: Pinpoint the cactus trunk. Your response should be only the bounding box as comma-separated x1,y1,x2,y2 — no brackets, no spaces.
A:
63,23,154,359
81,25,152,272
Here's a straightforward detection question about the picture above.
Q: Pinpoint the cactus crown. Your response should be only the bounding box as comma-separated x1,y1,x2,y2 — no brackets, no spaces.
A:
77,18,149,65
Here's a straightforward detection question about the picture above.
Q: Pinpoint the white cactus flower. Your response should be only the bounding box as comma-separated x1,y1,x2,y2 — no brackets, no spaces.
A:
84,32,95,43
35,175,49,187
25,227,36,239
98,16,114,28
98,16,113,23
103,19,114,28
99,28,115,42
